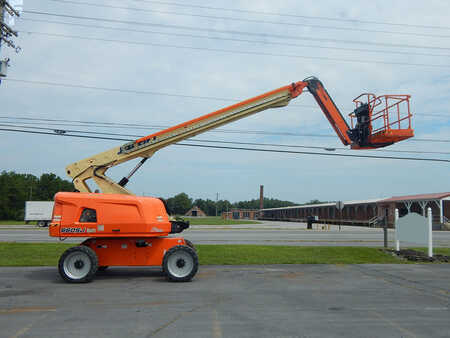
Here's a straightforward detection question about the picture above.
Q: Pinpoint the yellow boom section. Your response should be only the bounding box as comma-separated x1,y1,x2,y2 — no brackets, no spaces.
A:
67,82,308,194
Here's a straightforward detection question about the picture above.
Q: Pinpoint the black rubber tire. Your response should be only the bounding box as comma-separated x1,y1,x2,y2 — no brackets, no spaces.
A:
162,245,198,282
58,246,98,283
184,239,196,251
98,266,109,271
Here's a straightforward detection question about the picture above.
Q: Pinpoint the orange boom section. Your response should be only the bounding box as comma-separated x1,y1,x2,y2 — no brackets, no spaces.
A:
49,192,173,238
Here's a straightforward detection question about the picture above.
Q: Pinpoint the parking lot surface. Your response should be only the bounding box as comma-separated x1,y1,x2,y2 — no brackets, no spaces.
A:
0,264,449,338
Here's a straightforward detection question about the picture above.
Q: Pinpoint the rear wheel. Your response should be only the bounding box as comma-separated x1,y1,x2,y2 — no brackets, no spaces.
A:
163,245,198,282
58,246,98,283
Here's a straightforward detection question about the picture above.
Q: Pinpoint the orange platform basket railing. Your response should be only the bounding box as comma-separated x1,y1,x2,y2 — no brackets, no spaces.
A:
350,93,414,146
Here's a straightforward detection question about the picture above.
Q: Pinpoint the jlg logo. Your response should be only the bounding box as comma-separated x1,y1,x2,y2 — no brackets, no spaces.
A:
61,228,86,233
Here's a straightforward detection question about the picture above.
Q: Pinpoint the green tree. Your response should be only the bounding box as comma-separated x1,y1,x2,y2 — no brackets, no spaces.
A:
217,199,232,215
192,198,216,216
232,197,296,210
193,198,207,215
166,193,193,215
303,199,329,205
0,171,74,220
35,173,74,200
165,193,297,216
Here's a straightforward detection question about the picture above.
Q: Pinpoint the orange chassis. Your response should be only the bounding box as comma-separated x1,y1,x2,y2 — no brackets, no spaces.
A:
79,237,189,268
49,192,198,283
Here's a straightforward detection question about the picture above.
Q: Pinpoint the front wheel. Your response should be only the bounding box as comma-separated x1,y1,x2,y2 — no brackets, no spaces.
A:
162,245,198,282
37,220,48,227
58,246,98,283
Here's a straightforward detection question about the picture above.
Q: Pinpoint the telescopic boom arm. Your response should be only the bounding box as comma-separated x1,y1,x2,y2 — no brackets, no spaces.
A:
66,77,413,195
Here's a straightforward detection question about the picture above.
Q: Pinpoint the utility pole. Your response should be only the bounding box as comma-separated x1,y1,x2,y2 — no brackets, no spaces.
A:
259,185,264,210
0,0,22,82
0,1,3,56
215,192,219,217
0,0,6,79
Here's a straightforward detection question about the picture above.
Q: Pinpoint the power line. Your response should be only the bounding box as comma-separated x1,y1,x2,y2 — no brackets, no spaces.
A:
1,121,449,156
3,78,236,101
126,0,450,31
20,19,450,59
16,31,450,69
1,117,449,145
181,143,450,163
22,11,450,51
39,1,450,39
0,120,348,139
0,122,341,149
1,127,449,163
2,79,449,120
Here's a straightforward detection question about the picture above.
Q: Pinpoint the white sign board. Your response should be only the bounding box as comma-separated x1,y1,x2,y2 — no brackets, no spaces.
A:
395,208,433,257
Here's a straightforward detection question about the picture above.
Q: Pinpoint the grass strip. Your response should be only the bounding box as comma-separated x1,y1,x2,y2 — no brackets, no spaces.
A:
0,243,447,267
0,243,434,266
0,243,73,266
0,221,37,225
197,245,405,265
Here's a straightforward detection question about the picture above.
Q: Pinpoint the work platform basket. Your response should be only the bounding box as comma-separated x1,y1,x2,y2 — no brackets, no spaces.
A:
349,93,414,146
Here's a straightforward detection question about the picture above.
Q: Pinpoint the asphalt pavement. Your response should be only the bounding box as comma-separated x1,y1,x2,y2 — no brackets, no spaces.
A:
1,220,450,247
0,264,449,338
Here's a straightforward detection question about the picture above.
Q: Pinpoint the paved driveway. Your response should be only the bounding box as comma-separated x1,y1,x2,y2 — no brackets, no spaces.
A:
0,264,449,338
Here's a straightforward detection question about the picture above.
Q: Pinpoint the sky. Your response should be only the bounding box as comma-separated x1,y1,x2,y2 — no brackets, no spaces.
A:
1,0,449,204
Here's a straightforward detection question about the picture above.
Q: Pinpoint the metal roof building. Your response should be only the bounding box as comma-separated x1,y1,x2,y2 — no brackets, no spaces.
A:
260,198,386,227
378,192,450,225
259,192,450,229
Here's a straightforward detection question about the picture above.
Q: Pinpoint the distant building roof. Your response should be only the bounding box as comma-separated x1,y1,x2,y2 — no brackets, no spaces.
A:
262,198,385,211
380,192,450,203
185,206,206,216
261,193,450,212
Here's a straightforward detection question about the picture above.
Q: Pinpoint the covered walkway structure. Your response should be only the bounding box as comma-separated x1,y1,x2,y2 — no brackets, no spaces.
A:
260,199,385,227
259,192,450,229
378,192,450,227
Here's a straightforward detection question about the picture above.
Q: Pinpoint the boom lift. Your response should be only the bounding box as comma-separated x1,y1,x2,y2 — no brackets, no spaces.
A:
49,77,413,283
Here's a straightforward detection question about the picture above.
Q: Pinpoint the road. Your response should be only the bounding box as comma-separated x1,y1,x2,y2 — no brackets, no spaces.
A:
0,264,449,338
1,221,449,247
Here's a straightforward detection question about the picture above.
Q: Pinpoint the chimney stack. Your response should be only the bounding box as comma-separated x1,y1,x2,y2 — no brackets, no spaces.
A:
259,185,264,210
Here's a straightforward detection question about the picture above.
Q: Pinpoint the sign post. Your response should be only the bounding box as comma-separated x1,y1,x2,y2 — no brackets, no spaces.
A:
395,209,400,251
427,208,433,258
336,201,344,231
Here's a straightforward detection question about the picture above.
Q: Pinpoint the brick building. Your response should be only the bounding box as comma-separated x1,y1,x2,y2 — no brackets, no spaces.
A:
222,209,259,220
259,192,450,229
